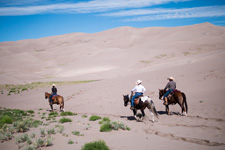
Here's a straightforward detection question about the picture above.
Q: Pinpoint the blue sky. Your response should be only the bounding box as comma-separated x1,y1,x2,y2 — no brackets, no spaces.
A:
0,0,225,42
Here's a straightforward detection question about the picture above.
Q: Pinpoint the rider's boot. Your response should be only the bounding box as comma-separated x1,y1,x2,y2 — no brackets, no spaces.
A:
163,97,168,105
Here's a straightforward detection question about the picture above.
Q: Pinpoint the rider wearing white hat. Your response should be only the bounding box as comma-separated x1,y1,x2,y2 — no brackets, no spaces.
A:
130,80,146,110
163,77,176,105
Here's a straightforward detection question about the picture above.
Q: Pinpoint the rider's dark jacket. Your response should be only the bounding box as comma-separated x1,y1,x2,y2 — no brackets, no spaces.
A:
52,87,57,94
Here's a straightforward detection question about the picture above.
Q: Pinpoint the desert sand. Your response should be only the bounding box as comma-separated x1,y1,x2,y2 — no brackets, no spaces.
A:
0,22,225,150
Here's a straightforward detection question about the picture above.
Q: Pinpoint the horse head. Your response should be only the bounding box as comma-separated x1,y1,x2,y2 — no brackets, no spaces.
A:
158,89,165,99
45,92,50,99
123,94,130,107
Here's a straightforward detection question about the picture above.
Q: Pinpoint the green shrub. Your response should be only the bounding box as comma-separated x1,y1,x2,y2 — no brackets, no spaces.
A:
40,128,45,137
49,112,58,117
68,139,74,144
2,124,14,133
100,119,130,132
59,117,72,123
26,110,34,114
99,117,110,124
0,115,13,124
16,134,29,143
46,137,53,146
14,121,29,132
0,132,13,142
72,130,84,136
100,122,112,132
36,138,45,148
60,111,77,116
82,140,109,150
89,115,102,121
55,125,64,133
111,121,131,131
47,128,56,135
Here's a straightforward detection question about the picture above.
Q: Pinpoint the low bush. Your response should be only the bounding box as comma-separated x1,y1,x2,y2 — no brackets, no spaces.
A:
89,115,102,121
0,115,13,124
99,118,130,132
59,117,72,123
36,138,45,148
72,130,84,136
46,137,53,146
47,128,56,135
100,122,112,132
99,117,110,124
68,139,74,144
60,111,77,116
55,125,64,133
82,140,109,150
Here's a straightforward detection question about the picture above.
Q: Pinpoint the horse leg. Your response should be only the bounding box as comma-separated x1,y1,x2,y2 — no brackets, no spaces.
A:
133,109,139,120
166,105,170,115
50,104,53,111
140,109,145,121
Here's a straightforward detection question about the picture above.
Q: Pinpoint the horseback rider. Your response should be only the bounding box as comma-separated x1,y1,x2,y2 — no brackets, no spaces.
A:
163,77,176,105
49,84,57,104
130,80,146,110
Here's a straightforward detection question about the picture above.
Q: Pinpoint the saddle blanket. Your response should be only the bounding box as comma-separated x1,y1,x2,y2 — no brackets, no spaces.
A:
140,96,151,102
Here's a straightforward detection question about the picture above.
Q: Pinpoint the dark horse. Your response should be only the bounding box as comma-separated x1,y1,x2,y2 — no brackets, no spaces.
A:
45,92,65,112
123,94,158,122
159,89,188,116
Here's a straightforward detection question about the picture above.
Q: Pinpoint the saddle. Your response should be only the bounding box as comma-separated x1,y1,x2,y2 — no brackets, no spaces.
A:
51,95,59,104
167,89,181,100
134,96,150,105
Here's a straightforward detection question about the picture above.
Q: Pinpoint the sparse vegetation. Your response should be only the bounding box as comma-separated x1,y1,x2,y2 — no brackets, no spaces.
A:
99,118,130,132
60,111,77,116
82,115,88,118
0,80,98,95
0,107,129,149
72,131,84,136
82,140,109,150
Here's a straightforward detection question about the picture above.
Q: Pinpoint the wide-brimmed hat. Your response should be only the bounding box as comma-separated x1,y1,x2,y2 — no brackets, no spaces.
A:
52,84,56,87
167,77,174,81
136,80,142,85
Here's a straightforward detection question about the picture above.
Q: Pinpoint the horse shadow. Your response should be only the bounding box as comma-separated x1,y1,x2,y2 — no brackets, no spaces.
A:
120,116,136,121
46,109,58,112
157,111,181,116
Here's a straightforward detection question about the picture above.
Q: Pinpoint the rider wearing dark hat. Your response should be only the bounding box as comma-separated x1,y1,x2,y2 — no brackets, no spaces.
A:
163,77,176,105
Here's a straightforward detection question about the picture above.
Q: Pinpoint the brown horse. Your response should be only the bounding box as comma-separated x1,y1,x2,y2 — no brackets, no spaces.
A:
123,93,158,122
159,89,188,116
45,92,64,112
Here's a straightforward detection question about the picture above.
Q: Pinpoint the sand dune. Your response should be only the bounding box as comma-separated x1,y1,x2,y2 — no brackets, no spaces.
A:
0,23,225,150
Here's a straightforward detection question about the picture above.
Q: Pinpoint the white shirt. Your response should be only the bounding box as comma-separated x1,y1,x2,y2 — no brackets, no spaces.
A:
132,84,146,93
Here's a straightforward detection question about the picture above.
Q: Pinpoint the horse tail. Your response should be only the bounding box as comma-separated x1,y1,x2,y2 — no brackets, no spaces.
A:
182,92,188,114
150,100,159,119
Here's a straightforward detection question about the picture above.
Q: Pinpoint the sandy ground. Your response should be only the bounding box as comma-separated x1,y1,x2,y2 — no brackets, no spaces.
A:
0,22,225,150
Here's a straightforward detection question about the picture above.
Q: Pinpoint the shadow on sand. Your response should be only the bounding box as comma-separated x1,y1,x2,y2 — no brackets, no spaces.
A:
157,111,181,116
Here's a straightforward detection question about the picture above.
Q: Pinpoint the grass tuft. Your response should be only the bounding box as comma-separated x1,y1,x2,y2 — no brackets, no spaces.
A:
59,117,72,123
82,140,109,150
89,115,102,121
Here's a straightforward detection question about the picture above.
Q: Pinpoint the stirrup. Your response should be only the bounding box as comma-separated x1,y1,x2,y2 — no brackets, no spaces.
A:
163,101,168,105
